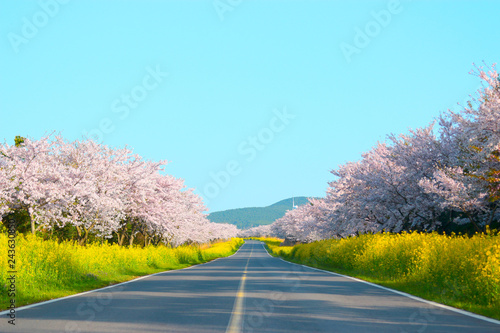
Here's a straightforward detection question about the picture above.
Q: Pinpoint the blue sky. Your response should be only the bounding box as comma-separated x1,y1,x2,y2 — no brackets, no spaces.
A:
1,0,499,212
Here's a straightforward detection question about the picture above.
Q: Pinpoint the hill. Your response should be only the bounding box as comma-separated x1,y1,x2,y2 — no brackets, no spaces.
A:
207,197,310,229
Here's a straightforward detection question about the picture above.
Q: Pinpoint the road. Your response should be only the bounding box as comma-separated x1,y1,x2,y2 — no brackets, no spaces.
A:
1,240,499,332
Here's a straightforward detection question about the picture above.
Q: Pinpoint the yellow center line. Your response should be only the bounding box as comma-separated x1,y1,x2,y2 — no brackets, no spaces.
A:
226,246,253,333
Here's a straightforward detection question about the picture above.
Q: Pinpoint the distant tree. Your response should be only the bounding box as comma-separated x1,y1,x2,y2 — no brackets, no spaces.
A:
14,135,25,147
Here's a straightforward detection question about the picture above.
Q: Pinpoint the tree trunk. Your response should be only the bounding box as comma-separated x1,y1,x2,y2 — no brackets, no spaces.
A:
78,228,89,246
116,231,125,246
115,226,128,246
75,224,93,246
128,222,137,247
487,203,498,229
464,211,482,233
28,211,35,235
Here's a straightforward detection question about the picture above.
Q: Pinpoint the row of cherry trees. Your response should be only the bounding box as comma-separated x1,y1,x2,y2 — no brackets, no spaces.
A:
244,65,500,242
0,135,237,246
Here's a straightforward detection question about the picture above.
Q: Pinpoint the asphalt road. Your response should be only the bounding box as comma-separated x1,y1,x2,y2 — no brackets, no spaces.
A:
1,240,499,333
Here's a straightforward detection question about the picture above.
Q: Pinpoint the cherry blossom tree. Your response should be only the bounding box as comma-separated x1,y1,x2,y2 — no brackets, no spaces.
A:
238,224,272,238
0,134,238,245
263,64,499,240
419,64,500,231
0,153,12,218
0,135,66,234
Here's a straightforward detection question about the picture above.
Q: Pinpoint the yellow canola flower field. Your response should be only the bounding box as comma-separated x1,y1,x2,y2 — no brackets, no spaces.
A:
0,234,243,310
264,231,500,319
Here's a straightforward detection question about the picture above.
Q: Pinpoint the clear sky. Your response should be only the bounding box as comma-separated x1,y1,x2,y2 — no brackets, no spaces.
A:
1,0,499,212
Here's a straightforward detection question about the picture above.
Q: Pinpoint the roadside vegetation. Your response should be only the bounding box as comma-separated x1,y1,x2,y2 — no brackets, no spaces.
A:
255,232,500,321
0,234,243,310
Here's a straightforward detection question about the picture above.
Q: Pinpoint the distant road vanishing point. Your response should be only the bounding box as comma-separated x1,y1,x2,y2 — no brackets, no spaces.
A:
1,240,499,333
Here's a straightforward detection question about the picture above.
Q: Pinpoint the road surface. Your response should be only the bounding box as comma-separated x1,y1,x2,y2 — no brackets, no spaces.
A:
1,240,499,332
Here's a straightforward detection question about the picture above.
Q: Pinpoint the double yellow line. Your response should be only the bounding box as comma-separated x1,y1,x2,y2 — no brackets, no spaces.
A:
226,246,253,333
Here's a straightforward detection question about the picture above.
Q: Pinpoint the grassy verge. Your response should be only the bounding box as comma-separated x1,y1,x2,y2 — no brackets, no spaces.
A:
0,234,244,310
256,232,500,321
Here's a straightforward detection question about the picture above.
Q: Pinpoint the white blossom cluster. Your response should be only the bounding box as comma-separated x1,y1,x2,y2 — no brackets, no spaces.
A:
245,65,500,242
0,136,237,245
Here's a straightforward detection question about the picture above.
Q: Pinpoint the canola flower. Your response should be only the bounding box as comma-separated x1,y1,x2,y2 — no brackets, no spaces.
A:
264,231,500,317
0,234,243,309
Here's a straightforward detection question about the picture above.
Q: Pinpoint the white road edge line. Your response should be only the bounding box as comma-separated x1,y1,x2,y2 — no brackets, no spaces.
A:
0,240,247,316
259,241,500,326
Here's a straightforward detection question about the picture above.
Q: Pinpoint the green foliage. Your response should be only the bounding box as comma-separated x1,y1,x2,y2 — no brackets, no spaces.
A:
1,209,31,234
14,135,25,147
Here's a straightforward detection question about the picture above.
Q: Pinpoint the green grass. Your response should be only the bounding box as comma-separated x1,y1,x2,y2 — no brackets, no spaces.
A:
257,233,500,321
0,235,244,310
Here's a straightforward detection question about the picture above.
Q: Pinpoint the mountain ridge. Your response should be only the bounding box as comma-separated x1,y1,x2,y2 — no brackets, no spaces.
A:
207,197,311,229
